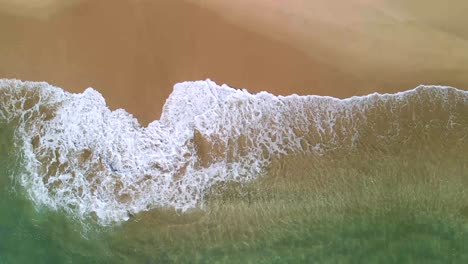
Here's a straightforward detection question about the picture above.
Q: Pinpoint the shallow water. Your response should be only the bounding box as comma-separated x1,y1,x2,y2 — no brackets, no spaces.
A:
1,79,468,263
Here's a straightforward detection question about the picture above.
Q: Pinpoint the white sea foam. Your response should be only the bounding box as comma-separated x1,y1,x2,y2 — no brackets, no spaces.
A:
0,79,467,224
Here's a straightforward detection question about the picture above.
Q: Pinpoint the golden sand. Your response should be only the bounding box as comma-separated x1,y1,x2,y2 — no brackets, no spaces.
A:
1,0,468,125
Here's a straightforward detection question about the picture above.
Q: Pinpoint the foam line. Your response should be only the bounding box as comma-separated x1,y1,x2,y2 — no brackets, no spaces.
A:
1,79,467,224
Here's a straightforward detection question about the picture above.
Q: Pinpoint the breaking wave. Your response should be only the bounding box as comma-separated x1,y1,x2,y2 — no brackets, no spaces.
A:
1,79,467,224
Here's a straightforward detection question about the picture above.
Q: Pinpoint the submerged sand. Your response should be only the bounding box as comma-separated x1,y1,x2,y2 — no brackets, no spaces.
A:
1,0,468,125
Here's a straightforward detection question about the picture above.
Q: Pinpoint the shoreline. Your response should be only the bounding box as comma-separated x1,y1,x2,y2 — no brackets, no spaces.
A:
2,0,468,125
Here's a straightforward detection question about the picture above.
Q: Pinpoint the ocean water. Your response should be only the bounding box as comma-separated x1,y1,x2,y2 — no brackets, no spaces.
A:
1,79,468,263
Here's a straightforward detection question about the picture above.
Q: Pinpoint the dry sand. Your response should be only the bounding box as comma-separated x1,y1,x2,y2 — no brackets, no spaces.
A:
1,0,468,125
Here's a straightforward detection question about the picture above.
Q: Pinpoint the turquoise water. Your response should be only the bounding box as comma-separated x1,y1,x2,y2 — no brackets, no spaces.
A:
3,118,468,263
0,121,115,263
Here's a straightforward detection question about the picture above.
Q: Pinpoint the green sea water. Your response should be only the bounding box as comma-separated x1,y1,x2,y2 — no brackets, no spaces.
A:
2,116,468,263
0,121,109,263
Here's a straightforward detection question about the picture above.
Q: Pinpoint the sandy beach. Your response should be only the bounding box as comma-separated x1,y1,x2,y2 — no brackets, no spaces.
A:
1,0,468,125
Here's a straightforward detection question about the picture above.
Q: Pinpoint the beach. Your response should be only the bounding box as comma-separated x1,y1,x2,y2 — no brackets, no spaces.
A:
2,0,468,125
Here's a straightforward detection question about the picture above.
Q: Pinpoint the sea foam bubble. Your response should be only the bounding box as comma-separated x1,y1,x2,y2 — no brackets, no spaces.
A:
0,79,467,224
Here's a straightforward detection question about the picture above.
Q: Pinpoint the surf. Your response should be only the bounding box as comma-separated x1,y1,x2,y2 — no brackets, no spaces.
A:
0,79,467,225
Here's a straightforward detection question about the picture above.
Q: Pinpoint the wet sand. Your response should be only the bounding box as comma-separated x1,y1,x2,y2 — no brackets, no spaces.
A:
1,0,468,125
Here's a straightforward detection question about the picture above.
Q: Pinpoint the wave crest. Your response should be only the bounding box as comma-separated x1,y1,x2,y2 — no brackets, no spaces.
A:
1,79,467,224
